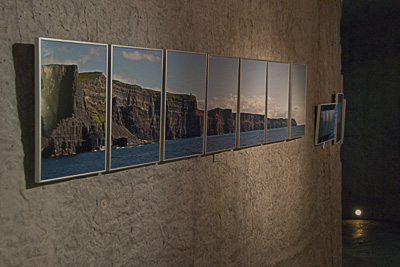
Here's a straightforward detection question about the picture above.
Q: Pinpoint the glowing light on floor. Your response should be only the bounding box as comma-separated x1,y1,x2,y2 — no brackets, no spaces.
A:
355,209,362,216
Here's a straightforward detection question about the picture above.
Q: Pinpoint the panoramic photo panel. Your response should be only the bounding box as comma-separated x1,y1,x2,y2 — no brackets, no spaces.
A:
315,103,337,145
110,45,163,169
36,38,108,182
334,93,344,144
165,50,206,160
267,62,290,143
239,58,267,147
206,55,239,153
290,64,307,139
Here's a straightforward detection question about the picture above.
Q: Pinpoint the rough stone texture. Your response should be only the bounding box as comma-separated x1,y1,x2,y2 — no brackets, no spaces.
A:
0,0,342,266
341,0,400,221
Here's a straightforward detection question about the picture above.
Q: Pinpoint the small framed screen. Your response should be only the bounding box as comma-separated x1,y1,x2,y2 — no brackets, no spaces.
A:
315,103,337,145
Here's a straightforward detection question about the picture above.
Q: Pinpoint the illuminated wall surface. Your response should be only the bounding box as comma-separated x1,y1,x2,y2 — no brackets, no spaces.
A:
0,1,342,266
341,0,400,221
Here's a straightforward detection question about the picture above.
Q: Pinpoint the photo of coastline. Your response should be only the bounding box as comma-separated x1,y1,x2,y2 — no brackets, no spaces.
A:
316,103,337,145
267,62,290,143
290,64,307,139
334,93,344,144
206,56,239,153
38,38,108,181
165,51,206,159
110,46,163,169
239,59,267,147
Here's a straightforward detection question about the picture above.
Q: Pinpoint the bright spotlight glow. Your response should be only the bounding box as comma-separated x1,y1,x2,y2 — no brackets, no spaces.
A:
355,209,362,216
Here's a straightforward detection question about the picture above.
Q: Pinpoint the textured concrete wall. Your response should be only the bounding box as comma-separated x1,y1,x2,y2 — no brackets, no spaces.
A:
0,1,342,266
341,0,400,221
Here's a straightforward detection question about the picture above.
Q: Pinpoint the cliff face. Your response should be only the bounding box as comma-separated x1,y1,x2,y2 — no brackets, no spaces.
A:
41,66,298,155
112,80,161,147
266,117,297,129
165,93,203,140
207,108,235,136
41,65,105,157
240,113,264,132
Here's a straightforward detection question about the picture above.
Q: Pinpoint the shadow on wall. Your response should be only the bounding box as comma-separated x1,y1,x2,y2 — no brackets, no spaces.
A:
13,44,99,188
12,44,37,189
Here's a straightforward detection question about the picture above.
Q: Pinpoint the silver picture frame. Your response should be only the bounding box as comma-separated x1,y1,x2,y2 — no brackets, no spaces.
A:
205,55,240,154
289,63,307,139
109,45,164,170
238,58,267,148
163,50,207,161
266,61,290,144
35,37,109,183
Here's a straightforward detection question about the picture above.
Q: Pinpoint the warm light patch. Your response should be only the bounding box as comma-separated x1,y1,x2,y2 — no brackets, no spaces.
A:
355,209,362,216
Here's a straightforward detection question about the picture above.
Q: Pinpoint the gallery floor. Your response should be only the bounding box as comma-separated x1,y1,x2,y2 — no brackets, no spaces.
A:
342,220,400,266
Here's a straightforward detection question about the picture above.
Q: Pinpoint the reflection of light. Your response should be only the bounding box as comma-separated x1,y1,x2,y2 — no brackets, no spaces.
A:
355,209,362,216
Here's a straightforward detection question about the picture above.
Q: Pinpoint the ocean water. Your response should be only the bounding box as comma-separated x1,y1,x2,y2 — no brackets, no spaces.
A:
41,126,305,180
111,142,160,169
165,136,203,159
267,127,288,143
291,125,306,139
41,150,105,180
240,129,264,147
206,132,235,153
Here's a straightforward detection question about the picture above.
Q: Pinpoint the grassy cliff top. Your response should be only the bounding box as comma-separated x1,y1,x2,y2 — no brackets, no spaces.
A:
79,72,102,82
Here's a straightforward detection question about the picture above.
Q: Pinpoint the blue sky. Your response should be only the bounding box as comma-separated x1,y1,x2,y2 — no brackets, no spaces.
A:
208,56,239,112
41,39,107,74
267,62,289,119
291,64,307,125
166,51,207,107
112,46,162,91
240,59,266,115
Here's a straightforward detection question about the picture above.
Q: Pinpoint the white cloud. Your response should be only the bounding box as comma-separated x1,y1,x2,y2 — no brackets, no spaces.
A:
240,95,265,115
113,73,138,85
89,47,101,58
56,45,71,53
197,99,205,111
122,51,161,62
207,95,237,113
291,105,306,125
42,54,90,67
78,55,89,64
267,96,287,118
42,55,79,66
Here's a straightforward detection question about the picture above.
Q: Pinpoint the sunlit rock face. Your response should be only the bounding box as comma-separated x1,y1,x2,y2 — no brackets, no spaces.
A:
41,64,105,157
41,64,78,138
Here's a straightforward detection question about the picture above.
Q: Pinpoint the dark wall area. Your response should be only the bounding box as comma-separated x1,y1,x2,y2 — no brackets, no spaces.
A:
341,0,400,221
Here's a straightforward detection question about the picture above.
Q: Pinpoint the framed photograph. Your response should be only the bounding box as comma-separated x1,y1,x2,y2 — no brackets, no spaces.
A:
164,50,206,160
334,93,344,144
110,45,163,169
290,64,307,139
267,62,290,143
239,58,267,147
206,55,239,153
35,38,108,182
315,103,337,145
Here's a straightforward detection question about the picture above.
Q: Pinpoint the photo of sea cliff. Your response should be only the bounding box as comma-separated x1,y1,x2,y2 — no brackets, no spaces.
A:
318,105,337,143
39,39,108,180
164,51,206,159
335,93,344,143
239,59,267,147
110,46,162,169
206,56,239,153
267,62,291,143
290,64,307,139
